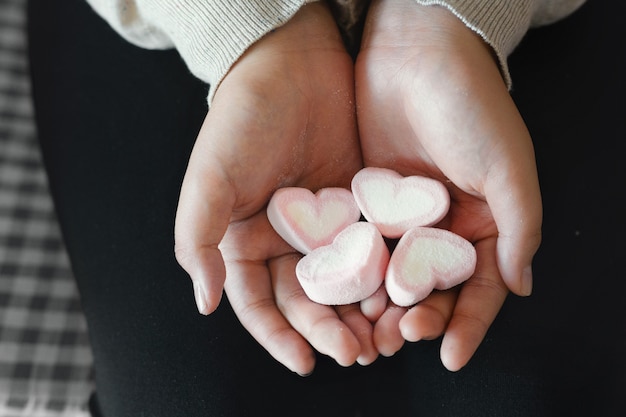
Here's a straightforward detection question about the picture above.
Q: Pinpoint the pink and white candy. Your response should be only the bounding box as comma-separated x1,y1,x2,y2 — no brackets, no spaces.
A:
385,226,477,307
267,187,361,254
351,167,450,238
266,167,474,307
295,222,389,305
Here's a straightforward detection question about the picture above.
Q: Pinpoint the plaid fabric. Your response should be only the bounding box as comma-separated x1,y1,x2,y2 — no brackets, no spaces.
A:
0,0,95,415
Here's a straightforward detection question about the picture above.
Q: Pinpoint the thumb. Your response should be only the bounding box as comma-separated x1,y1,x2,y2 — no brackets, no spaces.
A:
174,139,237,315
485,164,543,297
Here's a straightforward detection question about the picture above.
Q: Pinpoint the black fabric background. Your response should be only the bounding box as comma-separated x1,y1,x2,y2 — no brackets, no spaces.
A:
27,0,626,415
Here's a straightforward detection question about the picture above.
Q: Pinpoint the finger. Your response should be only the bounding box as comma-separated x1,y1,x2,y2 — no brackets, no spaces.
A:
223,254,316,376
219,210,317,375
270,255,361,368
335,304,378,366
360,284,388,322
373,303,407,357
485,139,543,297
440,237,509,372
399,288,458,342
174,120,237,314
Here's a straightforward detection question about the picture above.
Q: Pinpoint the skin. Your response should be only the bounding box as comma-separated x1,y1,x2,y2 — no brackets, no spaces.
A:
174,0,543,375
174,3,376,376
355,0,542,371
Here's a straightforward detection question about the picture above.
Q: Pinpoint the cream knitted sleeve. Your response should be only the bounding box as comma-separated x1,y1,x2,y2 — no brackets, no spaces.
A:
415,0,587,88
85,0,318,103
85,0,587,100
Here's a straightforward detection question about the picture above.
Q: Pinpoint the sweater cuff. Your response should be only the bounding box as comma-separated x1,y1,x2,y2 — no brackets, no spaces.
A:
151,1,323,104
414,0,535,89
86,0,319,104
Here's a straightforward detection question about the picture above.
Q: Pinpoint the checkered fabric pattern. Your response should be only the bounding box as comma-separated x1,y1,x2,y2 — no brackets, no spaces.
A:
0,0,95,415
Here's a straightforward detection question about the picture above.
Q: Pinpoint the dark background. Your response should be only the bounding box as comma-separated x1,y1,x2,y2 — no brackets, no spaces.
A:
27,0,625,416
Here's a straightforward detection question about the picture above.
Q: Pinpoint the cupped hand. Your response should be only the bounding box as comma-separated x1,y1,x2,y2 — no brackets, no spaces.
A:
174,3,375,376
355,0,542,371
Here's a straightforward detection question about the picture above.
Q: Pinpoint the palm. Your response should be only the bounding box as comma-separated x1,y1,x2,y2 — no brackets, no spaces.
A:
354,0,542,370
175,3,374,376
356,39,499,265
215,37,368,372
205,44,361,221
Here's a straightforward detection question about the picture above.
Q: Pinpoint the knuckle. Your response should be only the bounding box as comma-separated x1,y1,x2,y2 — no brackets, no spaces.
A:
464,273,508,297
275,287,309,313
453,310,491,336
173,242,196,269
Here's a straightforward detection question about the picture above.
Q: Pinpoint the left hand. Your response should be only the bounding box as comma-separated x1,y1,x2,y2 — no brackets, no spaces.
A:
355,0,543,371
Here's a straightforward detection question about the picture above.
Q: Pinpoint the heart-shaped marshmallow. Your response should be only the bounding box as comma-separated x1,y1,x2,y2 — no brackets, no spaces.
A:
296,222,389,305
351,167,450,238
385,227,476,307
267,187,361,254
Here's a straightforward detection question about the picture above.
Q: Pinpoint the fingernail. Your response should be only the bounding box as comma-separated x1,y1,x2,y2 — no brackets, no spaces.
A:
521,265,533,296
357,352,378,367
193,281,209,315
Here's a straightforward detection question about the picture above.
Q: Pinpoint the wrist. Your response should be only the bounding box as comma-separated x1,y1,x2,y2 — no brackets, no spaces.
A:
360,0,502,87
250,2,344,57
366,1,492,56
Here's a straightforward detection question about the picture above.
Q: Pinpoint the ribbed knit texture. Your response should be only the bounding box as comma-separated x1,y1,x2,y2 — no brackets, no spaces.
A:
86,0,317,103
85,0,586,102
530,0,587,26
415,0,586,89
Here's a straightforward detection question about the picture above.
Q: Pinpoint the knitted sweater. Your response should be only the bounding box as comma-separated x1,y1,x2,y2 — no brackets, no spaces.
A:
85,0,586,103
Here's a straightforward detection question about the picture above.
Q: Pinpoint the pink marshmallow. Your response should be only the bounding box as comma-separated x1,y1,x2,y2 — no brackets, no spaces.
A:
267,187,361,254
385,227,476,307
351,167,450,238
296,222,390,305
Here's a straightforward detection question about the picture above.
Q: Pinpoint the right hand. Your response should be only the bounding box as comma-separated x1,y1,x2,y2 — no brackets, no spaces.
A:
173,3,375,376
